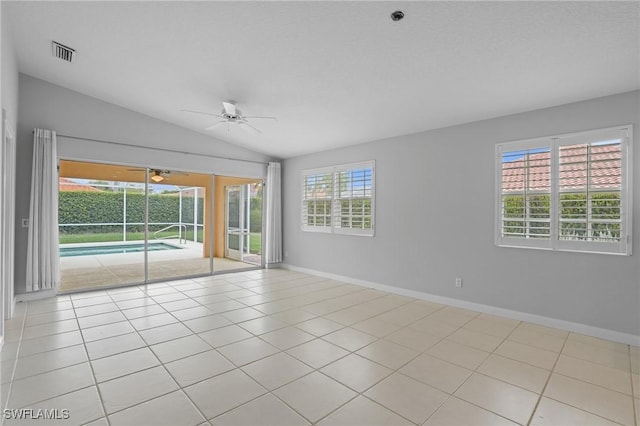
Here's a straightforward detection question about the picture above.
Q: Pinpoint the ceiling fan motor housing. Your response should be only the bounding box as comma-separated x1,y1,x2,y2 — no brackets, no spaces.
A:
222,108,242,121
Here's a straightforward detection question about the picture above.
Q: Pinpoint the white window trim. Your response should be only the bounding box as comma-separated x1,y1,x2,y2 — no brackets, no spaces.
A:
495,125,632,255
301,160,375,236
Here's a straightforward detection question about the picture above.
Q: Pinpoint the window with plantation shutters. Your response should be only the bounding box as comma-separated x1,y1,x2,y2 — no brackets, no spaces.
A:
496,125,632,255
499,146,551,246
302,171,334,231
301,161,375,236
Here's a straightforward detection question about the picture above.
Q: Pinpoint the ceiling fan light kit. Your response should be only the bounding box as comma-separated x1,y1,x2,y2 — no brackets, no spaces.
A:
127,168,190,183
150,173,164,183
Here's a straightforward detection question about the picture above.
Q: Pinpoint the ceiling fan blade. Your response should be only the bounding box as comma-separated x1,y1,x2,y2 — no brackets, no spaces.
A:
222,101,237,116
238,122,262,135
126,168,146,172
243,116,277,121
205,120,227,130
181,109,223,118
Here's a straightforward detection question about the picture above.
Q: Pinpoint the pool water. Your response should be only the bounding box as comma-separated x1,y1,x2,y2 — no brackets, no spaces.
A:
60,242,182,257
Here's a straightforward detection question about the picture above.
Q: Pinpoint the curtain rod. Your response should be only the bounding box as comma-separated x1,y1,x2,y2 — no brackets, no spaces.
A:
33,131,271,166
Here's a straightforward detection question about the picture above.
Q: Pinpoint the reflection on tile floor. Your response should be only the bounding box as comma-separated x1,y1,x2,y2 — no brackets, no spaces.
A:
1,269,638,425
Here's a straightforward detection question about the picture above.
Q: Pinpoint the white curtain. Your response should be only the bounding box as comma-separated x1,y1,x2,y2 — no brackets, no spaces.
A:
26,129,60,291
265,162,282,264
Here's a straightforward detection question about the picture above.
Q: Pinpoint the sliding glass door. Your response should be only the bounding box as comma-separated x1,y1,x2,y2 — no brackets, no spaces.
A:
58,164,148,290
58,161,264,291
146,172,212,282
58,161,215,291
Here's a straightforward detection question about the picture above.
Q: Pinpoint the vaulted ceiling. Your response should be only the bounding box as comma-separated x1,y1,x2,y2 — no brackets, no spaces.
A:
5,1,639,158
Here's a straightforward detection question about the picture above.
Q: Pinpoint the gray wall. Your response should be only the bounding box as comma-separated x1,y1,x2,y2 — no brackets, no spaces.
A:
283,91,640,336
15,74,274,295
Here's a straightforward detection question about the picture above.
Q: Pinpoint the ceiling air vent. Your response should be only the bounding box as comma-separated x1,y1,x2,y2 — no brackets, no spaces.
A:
52,41,75,63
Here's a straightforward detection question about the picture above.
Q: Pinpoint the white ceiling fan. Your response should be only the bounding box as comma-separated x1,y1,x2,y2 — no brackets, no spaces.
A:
182,101,276,135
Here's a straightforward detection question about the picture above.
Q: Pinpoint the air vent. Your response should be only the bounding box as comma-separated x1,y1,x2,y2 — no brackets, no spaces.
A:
52,41,75,63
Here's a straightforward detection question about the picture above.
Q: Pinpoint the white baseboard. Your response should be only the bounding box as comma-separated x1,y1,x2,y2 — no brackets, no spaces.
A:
266,262,283,270
282,264,640,346
15,289,57,303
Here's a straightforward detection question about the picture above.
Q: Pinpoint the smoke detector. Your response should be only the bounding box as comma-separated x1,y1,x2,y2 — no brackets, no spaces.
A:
391,10,405,21
52,41,75,63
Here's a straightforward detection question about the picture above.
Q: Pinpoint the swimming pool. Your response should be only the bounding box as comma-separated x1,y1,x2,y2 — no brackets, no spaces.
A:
60,242,183,257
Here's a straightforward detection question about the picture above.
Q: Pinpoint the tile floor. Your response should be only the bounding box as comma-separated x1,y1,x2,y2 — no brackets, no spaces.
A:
61,255,258,292
1,269,638,425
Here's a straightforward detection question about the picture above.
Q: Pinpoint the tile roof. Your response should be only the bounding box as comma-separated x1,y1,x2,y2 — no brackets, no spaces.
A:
59,178,103,192
502,144,621,192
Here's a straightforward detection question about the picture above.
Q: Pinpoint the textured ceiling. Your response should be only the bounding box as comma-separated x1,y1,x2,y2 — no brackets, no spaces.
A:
5,1,639,158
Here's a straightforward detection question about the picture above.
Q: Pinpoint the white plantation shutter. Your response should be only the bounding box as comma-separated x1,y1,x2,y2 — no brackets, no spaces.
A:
302,170,333,231
496,125,632,255
302,161,375,236
498,142,552,249
556,127,630,254
333,163,374,235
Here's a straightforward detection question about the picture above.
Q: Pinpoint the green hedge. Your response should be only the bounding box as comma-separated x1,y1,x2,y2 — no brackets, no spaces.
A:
502,192,621,240
59,191,264,234
59,191,204,234
249,197,262,233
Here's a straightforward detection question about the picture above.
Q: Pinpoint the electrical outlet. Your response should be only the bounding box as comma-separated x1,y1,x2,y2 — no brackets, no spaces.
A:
455,277,463,288
21,218,29,228
284,251,289,258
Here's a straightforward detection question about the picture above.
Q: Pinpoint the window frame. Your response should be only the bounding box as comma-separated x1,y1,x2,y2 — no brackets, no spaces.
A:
495,125,632,255
301,161,375,236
